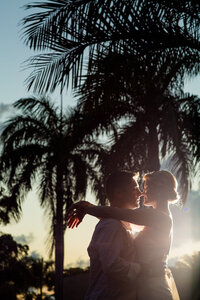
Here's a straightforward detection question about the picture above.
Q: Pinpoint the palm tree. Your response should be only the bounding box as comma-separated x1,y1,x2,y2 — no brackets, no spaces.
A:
75,50,200,202
19,0,200,201
21,0,200,93
0,97,105,300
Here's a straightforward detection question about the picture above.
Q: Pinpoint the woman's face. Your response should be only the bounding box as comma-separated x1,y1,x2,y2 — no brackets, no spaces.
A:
143,181,155,206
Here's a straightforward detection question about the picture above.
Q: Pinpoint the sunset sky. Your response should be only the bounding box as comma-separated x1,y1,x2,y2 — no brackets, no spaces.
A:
1,1,200,268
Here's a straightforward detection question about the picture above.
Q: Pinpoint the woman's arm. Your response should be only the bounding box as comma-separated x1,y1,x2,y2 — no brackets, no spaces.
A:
84,206,171,228
67,201,100,228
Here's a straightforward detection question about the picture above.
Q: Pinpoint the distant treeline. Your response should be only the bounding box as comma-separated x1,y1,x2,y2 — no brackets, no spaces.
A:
0,231,199,300
63,252,200,300
171,251,200,300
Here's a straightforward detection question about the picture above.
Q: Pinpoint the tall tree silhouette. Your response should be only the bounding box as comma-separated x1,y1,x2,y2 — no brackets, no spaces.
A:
20,1,200,199
74,50,200,202
0,97,104,300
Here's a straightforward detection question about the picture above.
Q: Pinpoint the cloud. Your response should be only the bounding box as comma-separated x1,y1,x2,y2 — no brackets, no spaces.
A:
30,250,41,259
0,103,17,136
168,190,200,266
14,232,35,245
169,240,200,266
66,257,89,269
171,190,200,248
0,103,16,120
76,257,89,268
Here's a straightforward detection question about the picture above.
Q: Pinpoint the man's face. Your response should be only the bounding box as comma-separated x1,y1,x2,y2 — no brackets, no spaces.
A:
120,178,142,209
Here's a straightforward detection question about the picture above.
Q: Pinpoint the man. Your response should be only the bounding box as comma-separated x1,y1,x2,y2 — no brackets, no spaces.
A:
84,171,142,300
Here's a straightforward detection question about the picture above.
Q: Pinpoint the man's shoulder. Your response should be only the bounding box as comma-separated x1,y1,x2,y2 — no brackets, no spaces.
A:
94,219,123,233
89,219,125,246
96,218,122,228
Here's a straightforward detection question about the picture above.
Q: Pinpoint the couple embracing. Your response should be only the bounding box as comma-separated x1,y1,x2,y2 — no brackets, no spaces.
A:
67,170,180,300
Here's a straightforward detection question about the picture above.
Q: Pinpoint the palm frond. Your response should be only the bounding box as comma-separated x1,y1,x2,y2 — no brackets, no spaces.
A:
1,144,46,175
82,162,108,206
38,158,57,210
106,118,149,172
24,45,87,92
69,155,87,201
21,0,91,50
0,185,21,224
180,95,200,163
0,159,41,221
1,116,52,147
15,96,58,118
21,0,200,92
159,93,200,203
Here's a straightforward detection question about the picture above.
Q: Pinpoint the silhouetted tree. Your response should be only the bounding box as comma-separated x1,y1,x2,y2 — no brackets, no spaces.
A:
23,256,54,299
0,232,56,299
20,0,200,203
0,97,104,300
75,51,200,201
0,232,30,299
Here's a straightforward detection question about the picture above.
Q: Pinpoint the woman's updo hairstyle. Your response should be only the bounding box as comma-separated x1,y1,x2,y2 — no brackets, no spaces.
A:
143,170,179,203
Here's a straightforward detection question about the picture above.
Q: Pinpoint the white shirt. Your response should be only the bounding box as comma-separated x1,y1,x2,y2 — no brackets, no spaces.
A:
85,218,140,300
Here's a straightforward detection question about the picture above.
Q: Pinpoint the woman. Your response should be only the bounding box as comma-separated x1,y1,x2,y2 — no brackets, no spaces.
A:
67,170,180,300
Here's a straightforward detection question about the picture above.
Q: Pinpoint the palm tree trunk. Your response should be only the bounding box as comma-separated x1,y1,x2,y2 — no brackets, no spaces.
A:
40,263,43,300
40,285,43,300
55,168,64,300
147,121,160,171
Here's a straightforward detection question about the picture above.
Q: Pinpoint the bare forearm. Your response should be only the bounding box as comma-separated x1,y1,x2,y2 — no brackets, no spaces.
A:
84,205,171,229
84,206,145,225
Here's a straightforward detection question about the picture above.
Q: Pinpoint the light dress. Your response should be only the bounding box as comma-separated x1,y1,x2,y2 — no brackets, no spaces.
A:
134,208,180,300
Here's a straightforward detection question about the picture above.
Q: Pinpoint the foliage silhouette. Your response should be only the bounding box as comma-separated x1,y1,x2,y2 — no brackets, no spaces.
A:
0,232,30,299
0,96,105,300
0,232,55,299
23,257,55,299
21,0,200,93
75,50,200,202
171,251,200,300
20,0,200,203
62,252,200,300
